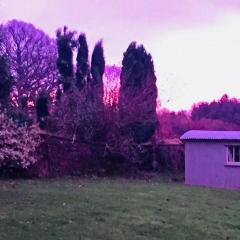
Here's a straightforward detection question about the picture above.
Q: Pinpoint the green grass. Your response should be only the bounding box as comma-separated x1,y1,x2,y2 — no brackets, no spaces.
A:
0,178,240,240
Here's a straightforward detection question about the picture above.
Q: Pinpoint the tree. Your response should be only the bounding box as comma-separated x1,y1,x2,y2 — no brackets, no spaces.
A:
76,33,89,90
56,26,76,92
36,90,50,129
156,107,240,140
90,41,105,114
191,94,240,126
51,34,106,142
91,41,105,84
119,42,158,143
1,20,58,105
0,54,12,108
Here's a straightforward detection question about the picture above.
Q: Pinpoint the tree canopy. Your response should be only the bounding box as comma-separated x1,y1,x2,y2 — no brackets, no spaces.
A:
76,33,89,90
56,26,76,92
1,20,58,105
119,42,158,143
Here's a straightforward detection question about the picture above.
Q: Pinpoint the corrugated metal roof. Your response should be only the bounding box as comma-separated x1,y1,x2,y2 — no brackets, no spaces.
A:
180,130,240,141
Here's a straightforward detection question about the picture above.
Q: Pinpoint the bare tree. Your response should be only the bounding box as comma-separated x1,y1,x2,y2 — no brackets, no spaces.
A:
1,20,58,105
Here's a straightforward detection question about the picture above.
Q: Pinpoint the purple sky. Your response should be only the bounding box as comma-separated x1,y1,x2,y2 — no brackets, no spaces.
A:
1,0,240,110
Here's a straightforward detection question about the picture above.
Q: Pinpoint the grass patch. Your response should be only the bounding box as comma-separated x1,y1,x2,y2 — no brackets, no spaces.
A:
0,178,240,239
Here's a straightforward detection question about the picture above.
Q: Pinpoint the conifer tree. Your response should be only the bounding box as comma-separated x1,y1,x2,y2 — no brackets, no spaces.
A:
119,42,158,143
90,41,105,107
91,41,105,84
89,41,105,118
56,26,76,92
76,33,89,90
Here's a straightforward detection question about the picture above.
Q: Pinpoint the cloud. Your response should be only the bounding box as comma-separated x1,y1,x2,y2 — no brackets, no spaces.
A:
151,13,240,110
1,0,240,28
1,0,240,110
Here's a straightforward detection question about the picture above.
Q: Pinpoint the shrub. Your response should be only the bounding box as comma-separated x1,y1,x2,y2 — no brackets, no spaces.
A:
50,88,105,142
0,112,41,171
155,145,185,178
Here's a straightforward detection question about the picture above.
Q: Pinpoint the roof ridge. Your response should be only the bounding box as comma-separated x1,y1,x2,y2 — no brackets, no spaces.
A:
181,130,240,141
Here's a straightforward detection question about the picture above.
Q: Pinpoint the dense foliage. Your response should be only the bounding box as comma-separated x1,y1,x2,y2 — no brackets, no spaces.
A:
91,41,105,84
56,27,76,92
53,29,106,143
157,96,240,139
50,90,105,142
76,34,89,90
191,94,240,126
2,19,240,178
89,41,105,116
119,42,158,143
0,112,40,170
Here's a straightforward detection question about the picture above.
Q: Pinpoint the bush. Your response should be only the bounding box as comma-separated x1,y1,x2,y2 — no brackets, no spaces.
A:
155,145,185,177
0,112,41,172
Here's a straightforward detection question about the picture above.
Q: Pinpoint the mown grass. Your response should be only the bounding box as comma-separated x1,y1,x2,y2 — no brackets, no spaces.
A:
0,178,240,240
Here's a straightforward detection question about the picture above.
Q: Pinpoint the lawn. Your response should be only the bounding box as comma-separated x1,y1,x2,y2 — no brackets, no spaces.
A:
0,178,240,240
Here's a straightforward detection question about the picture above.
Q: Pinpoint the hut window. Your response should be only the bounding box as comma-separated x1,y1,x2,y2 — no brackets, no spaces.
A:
227,146,240,163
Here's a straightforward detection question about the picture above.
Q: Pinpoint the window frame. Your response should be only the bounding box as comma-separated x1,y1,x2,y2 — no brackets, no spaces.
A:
225,144,240,166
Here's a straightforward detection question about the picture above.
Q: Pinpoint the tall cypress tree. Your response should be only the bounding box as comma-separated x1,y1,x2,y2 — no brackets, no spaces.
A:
119,42,158,143
56,26,75,92
76,33,89,90
90,41,105,109
0,54,12,108
91,41,105,85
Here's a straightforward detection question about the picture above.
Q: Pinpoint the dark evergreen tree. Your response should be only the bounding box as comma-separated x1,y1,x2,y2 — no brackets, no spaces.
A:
119,42,158,143
52,38,106,142
36,90,50,129
0,54,12,108
76,33,89,90
90,41,105,111
56,26,76,92
91,41,105,84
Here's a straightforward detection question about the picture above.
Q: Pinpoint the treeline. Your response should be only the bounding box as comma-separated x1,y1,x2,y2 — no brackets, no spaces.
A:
1,19,240,177
191,94,240,126
157,94,240,139
0,19,159,176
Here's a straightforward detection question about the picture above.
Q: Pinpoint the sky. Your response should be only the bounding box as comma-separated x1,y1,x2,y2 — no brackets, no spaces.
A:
1,0,240,111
